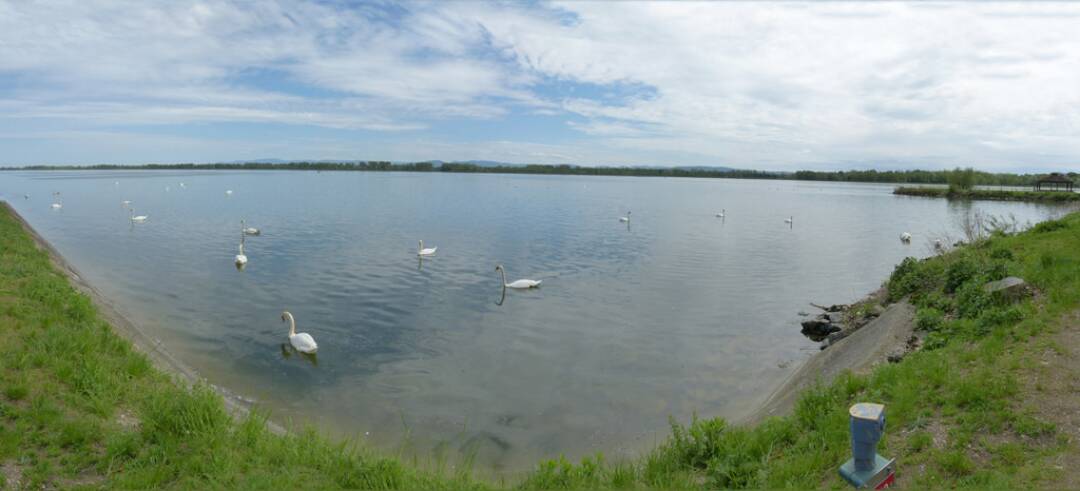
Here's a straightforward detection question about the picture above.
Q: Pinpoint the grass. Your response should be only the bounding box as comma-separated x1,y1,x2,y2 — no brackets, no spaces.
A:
894,186,1080,202
4,201,1080,488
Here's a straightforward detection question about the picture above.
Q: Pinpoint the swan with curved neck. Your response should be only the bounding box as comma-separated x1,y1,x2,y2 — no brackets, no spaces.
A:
418,240,437,256
282,311,318,353
495,265,541,289
241,220,260,236
234,240,248,266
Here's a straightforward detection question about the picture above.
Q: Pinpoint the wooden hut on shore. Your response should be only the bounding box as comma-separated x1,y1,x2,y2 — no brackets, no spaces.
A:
1034,173,1075,192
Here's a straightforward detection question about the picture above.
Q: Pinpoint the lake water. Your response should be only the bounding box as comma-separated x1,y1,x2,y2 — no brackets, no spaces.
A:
0,171,1072,472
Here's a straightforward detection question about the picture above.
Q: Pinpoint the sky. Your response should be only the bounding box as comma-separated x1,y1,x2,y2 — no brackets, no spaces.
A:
1,1,1079,172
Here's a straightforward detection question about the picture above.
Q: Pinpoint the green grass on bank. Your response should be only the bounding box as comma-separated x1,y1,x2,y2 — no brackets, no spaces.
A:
895,186,1080,202
3,201,1080,488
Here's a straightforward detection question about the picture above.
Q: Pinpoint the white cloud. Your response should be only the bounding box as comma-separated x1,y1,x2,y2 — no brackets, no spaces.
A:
1,1,1079,170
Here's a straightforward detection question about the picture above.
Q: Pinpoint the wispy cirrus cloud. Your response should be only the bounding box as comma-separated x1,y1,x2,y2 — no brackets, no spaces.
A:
1,1,1079,170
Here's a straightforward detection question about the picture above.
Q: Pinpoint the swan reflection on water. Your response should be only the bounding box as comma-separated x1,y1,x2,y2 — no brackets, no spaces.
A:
279,343,318,366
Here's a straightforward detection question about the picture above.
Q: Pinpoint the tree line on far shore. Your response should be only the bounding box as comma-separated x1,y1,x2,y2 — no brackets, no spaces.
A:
3,161,1073,186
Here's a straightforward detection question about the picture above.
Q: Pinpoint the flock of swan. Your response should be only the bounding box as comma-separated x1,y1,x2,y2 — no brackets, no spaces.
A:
30,183,933,359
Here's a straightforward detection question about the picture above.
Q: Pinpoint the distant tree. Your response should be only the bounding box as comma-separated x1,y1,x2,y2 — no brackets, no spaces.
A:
947,167,977,193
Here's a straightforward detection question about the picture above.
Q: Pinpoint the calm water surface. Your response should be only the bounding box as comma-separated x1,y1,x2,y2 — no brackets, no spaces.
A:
0,171,1072,471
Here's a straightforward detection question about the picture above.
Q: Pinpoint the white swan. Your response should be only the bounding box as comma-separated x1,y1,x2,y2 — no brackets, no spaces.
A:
496,265,541,289
225,189,233,196
241,220,260,236
282,311,317,353
51,192,62,209
130,208,148,222
900,232,912,243
784,216,793,224
418,240,437,256
235,241,248,266
179,182,186,188
619,211,631,222
716,209,725,218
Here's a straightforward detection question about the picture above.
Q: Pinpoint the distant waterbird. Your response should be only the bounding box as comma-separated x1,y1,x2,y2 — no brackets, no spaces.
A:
129,208,148,222
716,209,725,218
619,211,631,222
282,311,318,354
900,232,912,243
241,219,260,236
225,189,233,196
418,240,437,256
23,194,29,200
496,265,542,289
51,192,62,209
784,216,793,224
179,182,186,188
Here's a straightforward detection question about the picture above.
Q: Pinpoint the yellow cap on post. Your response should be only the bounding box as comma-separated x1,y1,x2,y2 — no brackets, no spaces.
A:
849,403,885,421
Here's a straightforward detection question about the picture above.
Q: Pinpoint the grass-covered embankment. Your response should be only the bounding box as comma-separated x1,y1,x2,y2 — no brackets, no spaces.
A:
4,198,1080,488
895,186,1080,202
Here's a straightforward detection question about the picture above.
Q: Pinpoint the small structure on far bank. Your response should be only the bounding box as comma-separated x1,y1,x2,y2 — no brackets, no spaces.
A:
1034,173,1075,192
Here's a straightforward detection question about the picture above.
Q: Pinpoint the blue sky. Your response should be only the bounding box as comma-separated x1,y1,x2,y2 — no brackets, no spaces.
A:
1,1,1079,172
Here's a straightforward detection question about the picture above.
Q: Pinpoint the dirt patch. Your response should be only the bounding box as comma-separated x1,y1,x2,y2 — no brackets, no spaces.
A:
116,408,140,432
1,461,23,489
1026,310,1080,489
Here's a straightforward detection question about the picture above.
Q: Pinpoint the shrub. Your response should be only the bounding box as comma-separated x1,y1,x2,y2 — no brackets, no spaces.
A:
947,167,977,194
956,281,995,319
990,247,1014,261
945,258,980,293
916,308,945,332
889,257,944,301
1033,219,1067,233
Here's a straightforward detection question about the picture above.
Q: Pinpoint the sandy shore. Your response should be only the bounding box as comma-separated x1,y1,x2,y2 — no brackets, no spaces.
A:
2,201,284,434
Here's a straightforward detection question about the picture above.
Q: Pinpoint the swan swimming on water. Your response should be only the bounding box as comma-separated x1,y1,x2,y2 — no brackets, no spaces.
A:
495,265,541,289
619,211,631,222
130,208,148,222
225,189,233,196
716,209,725,218
900,232,912,243
51,192,62,209
282,311,318,353
784,216,793,224
418,240,437,256
241,220,260,236
235,240,248,266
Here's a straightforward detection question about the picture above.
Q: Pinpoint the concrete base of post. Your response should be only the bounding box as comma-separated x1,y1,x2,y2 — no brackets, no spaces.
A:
839,453,895,489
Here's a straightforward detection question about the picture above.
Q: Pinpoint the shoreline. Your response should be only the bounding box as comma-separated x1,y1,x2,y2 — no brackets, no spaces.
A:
1,201,284,435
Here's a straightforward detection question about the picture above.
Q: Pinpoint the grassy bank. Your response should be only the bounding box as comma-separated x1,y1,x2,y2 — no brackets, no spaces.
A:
895,186,1080,202
4,200,1080,488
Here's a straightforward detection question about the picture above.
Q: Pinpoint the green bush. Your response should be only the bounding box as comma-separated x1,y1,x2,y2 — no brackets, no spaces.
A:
1033,219,1067,233
889,257,944,301
956,281,995,319
945,258,980,293
916,308,945,332
990,247,1014,260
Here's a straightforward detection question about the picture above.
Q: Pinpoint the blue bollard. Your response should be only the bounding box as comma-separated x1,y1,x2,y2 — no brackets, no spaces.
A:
840,403,895,489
